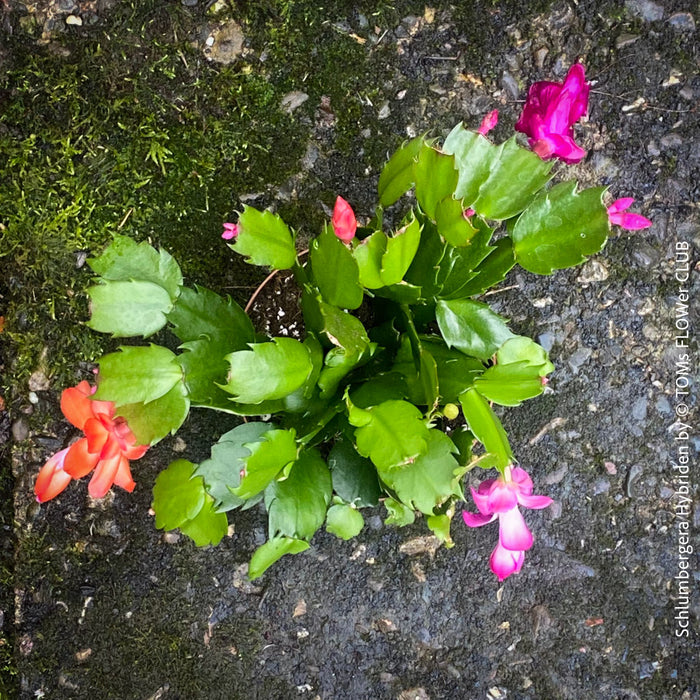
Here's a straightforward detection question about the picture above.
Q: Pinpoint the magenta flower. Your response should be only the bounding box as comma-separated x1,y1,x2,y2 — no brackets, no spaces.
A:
222,222,239,240
463,466,552,581
515,63,590,164
477,109,499,137
607,198,652,231
331,196,357,242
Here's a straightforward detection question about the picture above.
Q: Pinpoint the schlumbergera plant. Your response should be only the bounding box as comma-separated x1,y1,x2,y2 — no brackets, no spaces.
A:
35,65,651,581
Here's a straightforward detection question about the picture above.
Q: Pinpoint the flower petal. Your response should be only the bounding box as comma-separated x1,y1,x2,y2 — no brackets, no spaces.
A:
35,448,72,503
489,542,525,581
471,481,497,515
60,382,96,430
477,109,498,136
510,467,533,495
124,443,149,460
462,511,497,528
64,438,100,479
607,197,635,214
617,213,653,230
88,453,122,499
84,417,109,455
487,482,519,513
498,507,534,550
112,455,136,493
517,493,553,510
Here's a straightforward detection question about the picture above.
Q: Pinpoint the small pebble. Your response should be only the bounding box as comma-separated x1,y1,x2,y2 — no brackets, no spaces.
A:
625,0,664,22
12,419,29,442
65,15,83,26
280,91,308,113
667,12,695,32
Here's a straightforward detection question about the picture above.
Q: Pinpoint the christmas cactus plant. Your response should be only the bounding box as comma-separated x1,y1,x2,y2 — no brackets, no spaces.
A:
35,64,650,581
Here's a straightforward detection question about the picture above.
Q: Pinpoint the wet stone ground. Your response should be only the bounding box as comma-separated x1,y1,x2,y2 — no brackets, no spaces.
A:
3,0,700,698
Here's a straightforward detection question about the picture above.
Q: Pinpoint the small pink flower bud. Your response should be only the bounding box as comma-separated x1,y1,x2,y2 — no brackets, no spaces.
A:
477,109,499,136
222,222,239,240
331,196,357,242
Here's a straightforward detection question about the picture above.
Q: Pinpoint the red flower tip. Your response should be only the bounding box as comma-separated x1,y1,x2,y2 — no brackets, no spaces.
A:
331,196,357,242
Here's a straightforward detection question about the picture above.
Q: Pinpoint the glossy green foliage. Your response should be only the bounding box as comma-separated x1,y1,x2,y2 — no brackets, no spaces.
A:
223,338,313,404
170,286,255,406
310,225,363,309
347,397,430,471
152,460,228,546
87,236,183,337
459,388,514,469
74,113,612,578
232,205,297,270
443,126,553,220
436,299,514,360
512,182,609,274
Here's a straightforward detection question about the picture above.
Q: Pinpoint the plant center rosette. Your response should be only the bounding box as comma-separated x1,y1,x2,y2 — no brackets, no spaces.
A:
35,64,650,581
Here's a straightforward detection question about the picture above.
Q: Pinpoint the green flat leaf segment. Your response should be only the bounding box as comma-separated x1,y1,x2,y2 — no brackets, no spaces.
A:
435,196,478,247
347,397,430,470
392,336,484,404
86,235,183,338
414,145,459,220
234,428,298,500
328,437,382,507
88,235,183,299
497,336,554,375
232,205,297,270
474,361,546,406
427,513,454,547
167,285,254,346
378,135,424,207
454,237,515,298
352,218,421,289
116,381,190,445
443,126,553,220
384,497,415,526
512,182,609,274
378,430,461,515
194,422,270,512
265,449,332,540
326,504,364,540
179,495,228,547
353,231,387,289
459,388,514,469
95,344,183,406
87,280,174,338
169,287,255,407
436,299,514,360
223,338,313,404
310,225,363,310
380,217,422,286
249,537,310,580
152,460,205,531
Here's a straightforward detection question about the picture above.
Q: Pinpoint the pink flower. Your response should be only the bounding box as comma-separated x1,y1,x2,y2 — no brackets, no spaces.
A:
463,466,552,581
607,198,652,231
515,63,590,164
463,208,476,219
331,196,357,242
222,222,239,240
477,109,499,137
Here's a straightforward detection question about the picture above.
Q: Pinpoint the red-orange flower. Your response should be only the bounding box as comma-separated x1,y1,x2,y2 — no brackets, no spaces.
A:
35,381,148,502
